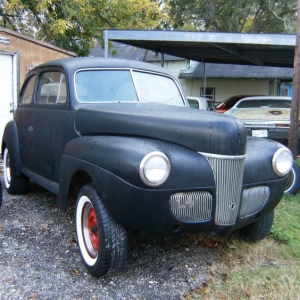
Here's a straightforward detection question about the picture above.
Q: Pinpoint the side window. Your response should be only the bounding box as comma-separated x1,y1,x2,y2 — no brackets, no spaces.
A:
37,72,67,104
188,99,199,109
20,75,36,104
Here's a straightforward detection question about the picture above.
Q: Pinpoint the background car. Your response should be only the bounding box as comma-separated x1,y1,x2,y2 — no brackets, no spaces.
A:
187,96,215,111
216,94,264,113
225,96,292,143
225,95,300,195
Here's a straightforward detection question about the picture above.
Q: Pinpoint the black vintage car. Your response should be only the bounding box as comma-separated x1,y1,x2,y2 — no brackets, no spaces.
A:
1,57,293,277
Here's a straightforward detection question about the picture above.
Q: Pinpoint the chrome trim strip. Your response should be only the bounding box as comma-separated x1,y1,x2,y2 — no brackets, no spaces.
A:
198,152,246,160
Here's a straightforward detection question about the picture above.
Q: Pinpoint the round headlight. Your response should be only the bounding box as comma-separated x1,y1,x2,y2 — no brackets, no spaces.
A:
139,152,171,186
272,148,293,176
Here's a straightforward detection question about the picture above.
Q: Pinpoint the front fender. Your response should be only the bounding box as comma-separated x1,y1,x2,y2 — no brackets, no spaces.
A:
1,120,22,176
244,137,290,183
58,136,215,211
62,136,215,189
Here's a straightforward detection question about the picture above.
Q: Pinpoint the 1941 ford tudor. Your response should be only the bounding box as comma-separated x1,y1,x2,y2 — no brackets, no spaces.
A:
2,57,293,277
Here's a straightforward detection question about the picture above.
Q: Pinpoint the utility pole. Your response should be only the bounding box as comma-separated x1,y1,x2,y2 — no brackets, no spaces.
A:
288,0,300,158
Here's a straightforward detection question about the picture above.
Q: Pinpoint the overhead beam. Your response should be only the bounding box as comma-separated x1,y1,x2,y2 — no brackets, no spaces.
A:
107,30,296,47
210,42,264,66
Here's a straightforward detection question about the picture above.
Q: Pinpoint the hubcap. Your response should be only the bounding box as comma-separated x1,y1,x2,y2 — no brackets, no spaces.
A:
82,202,99,258
3,149,11,188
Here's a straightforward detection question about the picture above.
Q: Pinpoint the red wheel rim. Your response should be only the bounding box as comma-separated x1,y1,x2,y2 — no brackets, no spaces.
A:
87,208,99,252
82,202,99,258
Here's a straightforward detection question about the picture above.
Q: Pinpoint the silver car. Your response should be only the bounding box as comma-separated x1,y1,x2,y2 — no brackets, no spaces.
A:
225,96,293,143
225,96,300,195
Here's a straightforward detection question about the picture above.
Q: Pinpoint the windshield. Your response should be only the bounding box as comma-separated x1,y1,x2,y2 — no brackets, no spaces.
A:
75,69,185,106
132,71,184,106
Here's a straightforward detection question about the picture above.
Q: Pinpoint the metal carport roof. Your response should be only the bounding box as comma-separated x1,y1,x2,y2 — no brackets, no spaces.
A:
104,30,296,68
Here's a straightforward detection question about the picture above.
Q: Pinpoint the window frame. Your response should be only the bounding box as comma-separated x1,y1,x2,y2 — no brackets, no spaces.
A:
19,75,37,105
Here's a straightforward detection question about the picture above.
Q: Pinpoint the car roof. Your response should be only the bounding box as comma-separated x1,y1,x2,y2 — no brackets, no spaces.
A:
35,57,174,76
187,96,213,102
238,96,291,101
223,95,257,101
231,96,292,110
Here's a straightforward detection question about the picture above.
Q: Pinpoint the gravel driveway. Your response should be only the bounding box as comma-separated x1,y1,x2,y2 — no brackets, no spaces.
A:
0,164,218,300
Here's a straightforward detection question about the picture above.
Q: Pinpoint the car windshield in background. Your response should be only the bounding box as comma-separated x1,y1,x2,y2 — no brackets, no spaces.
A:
75,69,185,106
236,99,291,109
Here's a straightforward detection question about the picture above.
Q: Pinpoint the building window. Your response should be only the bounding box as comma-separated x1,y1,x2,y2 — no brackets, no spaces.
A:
200,87,215,100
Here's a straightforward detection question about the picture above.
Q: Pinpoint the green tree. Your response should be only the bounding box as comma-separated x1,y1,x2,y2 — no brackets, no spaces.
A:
0,0,168,56
166,0,297,33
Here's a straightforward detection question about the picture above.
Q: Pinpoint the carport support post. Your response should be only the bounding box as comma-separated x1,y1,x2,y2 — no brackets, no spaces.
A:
104,30,108,58
161,48,165,67
203,62,206,97
288,0,300,158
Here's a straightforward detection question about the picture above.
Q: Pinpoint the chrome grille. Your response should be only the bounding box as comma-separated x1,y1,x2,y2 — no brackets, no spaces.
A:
201,152,245,226
169,192,212,221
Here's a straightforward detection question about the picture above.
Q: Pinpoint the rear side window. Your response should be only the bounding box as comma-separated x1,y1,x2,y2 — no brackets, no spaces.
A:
20,75,36,104
37,72,67,104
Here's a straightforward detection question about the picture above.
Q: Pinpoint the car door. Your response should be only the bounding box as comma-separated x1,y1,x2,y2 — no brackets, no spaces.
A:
16,69,69,185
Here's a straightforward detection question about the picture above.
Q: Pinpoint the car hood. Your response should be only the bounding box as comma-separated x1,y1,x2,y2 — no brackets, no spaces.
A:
75,102,247,156
229,108,290,121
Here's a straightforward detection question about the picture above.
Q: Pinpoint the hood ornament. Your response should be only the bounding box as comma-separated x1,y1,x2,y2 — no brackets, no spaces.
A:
269,111,283,115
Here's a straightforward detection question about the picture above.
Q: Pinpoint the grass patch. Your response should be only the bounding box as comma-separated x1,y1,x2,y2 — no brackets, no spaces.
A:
271,195,300,252
185,195,300,300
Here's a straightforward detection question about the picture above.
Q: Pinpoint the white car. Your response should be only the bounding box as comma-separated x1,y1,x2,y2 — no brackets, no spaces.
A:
225,96,300,195
225,96,293,142
187,96,215,111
